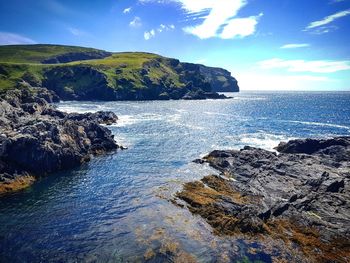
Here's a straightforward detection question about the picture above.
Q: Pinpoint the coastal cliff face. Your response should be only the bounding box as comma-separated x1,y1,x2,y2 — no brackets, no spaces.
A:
198,65,239,92
0,45,239,101
176,137,350,262
0,87,119,194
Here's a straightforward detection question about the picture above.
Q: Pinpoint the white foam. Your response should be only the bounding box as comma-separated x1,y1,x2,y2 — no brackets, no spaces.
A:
203,111,231,117
110,115,138,127
287,120,350,130
232,97,267,101
225,133,294,151
166,114,204,130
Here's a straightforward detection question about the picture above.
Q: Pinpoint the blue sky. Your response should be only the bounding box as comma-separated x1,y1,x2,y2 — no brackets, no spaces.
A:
0,0,349,91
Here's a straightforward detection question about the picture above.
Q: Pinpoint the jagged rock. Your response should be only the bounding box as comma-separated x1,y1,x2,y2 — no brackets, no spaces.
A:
198,65,239,92
177,137,350,262
275,137,350,154
0,87,119,194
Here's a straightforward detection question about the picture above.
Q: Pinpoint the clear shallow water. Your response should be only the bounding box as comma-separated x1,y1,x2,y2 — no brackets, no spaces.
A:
0,92,349,262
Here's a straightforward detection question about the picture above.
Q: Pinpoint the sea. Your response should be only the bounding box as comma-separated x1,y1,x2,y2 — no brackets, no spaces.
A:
0,91,349,262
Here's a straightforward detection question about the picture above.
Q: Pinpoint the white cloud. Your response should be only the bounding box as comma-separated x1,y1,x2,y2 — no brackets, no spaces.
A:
140,0,262,39
144,29,155,40
280,43,310,49
258,58,350,73
0,32,36,45
306,9,350,30
158,24,166,32
144,24,175,40
123,7,132,14
182,0,247,39
129,16,142,28
220,14,263,39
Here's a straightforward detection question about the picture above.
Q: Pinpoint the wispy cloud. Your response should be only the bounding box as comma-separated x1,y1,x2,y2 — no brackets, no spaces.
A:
280,43,310,49
140,0,262,39
0,32,36,45
144,24,175,40
144,29,155,40
67,27,89,37
157,24,175,32
258,58,350,73
123,7,132,14
181,0,262,39
129,17,142,28
305,9,350,33
330,0,346,3
44,0,75,15
220,14,263,39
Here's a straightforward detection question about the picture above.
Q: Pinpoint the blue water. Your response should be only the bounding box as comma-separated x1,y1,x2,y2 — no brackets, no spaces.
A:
0,92,349,262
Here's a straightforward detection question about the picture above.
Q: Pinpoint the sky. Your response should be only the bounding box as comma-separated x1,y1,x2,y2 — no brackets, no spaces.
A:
0,0,349,91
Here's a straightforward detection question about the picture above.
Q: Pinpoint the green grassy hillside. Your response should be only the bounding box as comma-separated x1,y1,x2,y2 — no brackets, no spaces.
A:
0,44,104,63
0,44,239,100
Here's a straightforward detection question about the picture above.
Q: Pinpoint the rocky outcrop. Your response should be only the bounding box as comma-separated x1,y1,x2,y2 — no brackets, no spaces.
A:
1,45,239,101
41,63,232,101
0,87,119,195
41,51,111,64
176,137,350,262
198,65,239,92
43,66,117,101
1,45,240,101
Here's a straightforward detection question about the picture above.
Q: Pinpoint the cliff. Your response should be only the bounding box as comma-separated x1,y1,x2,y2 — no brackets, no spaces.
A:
0,45,239,100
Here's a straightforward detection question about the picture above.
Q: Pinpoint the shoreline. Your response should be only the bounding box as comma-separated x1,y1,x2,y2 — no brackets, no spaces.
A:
176,137,350,262
0,87,120,195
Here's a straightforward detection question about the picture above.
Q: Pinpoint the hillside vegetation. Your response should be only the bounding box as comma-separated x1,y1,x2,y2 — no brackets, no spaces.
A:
0,44,239,100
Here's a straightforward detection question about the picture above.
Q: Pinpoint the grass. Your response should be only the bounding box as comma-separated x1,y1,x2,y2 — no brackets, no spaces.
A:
0,44,103,63
0,45,186,93
0,63,46,90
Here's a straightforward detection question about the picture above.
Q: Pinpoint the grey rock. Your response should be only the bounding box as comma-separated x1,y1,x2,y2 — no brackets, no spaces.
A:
0,87,119,192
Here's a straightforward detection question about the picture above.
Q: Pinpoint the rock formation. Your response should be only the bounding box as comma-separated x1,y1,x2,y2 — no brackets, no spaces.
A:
176,137,350,262
0,45,239,101
0,87,119,194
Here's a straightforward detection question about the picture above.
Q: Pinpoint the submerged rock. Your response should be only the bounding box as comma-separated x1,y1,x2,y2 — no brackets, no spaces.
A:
0,87,119,194
176,137,350,262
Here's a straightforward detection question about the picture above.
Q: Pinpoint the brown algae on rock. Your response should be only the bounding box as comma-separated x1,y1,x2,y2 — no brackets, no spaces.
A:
0,174,35,194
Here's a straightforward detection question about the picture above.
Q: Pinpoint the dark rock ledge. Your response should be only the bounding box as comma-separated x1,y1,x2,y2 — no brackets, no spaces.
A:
0,87,119,195
176,137,350,262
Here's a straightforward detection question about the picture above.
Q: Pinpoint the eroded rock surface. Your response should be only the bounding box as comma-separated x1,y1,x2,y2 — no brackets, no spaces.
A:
177,137,350,262
0,87,119,194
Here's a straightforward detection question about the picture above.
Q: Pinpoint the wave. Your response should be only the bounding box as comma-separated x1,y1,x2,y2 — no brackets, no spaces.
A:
166,114,204,130
203,111,231,117
232,97,267,101
110,115,138,127
225,133,294,151
287,120,350,130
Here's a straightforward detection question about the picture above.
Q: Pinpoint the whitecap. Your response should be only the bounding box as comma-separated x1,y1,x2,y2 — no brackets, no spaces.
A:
287,120,350,130
225,133,294,151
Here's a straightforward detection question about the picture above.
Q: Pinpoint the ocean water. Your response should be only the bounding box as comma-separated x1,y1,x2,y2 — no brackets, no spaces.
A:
0,91,349,262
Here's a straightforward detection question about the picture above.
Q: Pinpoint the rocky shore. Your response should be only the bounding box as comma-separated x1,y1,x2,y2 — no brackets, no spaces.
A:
0,87,119,195
176,137,350,262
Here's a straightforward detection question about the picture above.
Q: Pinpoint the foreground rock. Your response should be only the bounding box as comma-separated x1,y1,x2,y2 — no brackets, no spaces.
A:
0,87,119,195
176,137,350,262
